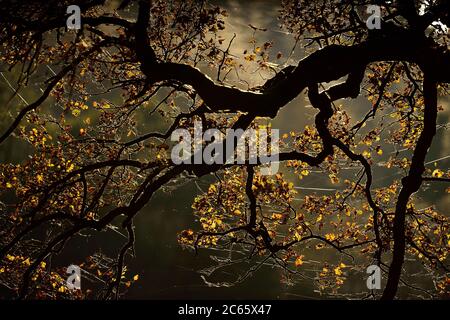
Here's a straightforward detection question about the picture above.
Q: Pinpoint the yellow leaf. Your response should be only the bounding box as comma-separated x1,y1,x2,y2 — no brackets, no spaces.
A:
71,109,81,117
294,255,304,267
362,150,371,159
325,233,337,241
36,174,44,184
6,182,12,188
271,213,284,220
329,173,339,184
133,274,139,281
432,169,444,178
66,163,75,173
334,267,342,276
315,243,324,250
300,169,309,176
244,54,256,62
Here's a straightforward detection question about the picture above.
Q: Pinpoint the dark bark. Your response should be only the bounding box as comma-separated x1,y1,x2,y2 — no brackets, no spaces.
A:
381,76,438,300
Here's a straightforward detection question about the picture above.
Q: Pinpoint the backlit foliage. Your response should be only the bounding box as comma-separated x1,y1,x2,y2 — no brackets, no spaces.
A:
0,0,449,299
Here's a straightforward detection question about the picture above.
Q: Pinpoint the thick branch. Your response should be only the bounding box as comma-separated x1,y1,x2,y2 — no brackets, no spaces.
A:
381,75,438,300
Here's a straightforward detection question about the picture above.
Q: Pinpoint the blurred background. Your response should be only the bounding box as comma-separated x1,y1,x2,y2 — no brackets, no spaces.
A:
0,0,448,299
